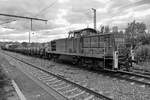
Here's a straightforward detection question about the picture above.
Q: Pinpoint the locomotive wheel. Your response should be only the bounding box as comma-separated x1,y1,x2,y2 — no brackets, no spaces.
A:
48,54,52,60
96,60,104,69
78,59,82,66
72,56,79,65
52,54,60,62
78,58,86,67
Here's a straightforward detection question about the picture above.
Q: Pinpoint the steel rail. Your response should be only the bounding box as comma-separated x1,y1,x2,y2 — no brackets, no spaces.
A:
101,69,150,86
3,51,113,100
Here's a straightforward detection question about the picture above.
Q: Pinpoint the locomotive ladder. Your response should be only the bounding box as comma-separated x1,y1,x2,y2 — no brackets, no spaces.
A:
103,42,116,69
103,42,106,69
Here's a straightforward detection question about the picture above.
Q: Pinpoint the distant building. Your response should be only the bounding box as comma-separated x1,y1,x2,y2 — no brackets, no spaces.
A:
112,26,118,33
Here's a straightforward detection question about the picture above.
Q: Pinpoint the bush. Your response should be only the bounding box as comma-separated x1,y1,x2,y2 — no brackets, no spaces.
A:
0,66,10,100
135,45,150,62
137,34,150,45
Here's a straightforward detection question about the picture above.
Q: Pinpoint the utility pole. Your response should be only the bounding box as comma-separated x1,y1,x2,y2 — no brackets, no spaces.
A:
92,8,96,30
29,19,33,43
0,13,47,43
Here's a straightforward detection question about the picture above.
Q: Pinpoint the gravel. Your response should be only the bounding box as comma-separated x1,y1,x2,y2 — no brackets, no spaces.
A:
4,51,150,100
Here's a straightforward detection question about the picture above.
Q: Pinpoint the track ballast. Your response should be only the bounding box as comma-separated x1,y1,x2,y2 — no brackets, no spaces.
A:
4,51,113,100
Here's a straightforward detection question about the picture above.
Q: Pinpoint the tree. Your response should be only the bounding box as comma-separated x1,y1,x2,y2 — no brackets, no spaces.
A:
125,20,146,35
137,34,150,45
21,42,28,47
125,21,147,48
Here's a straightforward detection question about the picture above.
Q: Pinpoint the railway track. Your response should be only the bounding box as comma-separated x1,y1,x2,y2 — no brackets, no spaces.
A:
4,52,113,100
133,68,150,76
3,51,150,99
103,69,150,86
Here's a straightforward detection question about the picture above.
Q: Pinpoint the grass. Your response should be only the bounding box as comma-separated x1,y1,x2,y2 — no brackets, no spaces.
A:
135,45,150,62
0,66,10,100
134,45,150,71
137,61,150,71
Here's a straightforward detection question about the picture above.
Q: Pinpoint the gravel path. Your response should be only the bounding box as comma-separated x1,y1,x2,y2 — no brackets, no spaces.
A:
4,51,150,100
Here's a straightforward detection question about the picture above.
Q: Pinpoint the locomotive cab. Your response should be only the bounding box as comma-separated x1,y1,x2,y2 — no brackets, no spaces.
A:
68,28,97,38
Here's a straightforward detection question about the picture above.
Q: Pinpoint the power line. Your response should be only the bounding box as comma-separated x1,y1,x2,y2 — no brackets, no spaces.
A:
0,13,47,43
0,1,57,42
0,0,57,27
0,13,47,21
0,0,56,27
0,19,17,25
35,0,57,17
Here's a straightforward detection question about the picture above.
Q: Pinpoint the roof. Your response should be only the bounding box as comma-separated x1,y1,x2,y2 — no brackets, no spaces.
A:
70,28,97,33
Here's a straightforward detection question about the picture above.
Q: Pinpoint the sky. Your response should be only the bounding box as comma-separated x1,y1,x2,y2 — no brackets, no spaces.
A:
0,0,150,42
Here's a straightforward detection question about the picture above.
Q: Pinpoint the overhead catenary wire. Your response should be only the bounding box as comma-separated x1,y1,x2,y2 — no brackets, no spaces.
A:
0,1,58,43
26,0,57,64
35,0,57,17
30,0,57,42
0,19,17,25
0,0,56,28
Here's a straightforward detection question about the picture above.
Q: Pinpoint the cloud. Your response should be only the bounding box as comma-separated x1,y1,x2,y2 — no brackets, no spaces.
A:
0,0,150,42
58,0,70,3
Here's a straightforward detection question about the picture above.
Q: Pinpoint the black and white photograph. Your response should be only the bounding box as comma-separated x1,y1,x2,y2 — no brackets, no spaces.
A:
0,0,150,100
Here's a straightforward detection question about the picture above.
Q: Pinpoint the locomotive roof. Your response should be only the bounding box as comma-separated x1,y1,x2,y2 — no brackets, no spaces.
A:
70,28,97,33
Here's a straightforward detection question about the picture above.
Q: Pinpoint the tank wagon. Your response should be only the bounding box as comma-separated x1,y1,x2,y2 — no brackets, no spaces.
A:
2,28,134,71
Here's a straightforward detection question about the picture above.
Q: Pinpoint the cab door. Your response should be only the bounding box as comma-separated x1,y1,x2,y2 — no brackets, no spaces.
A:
73,37,80,53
